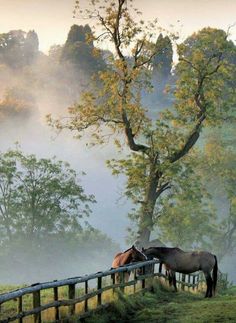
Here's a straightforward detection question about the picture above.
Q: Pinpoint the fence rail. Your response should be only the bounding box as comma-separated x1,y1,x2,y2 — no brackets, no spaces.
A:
0,260,204,323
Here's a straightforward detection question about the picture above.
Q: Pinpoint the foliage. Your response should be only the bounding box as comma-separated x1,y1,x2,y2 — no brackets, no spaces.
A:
0,30,39,68
152,33,173,77
0,87,36,121
48,1,235,244
198,127,236,260
61,24,106,75
0,149,95,242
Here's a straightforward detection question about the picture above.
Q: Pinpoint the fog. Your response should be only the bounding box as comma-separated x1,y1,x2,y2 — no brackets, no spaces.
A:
0,38,134,283
0,18,235,285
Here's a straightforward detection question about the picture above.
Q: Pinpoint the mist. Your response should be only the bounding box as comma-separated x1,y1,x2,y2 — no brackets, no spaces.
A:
0,19,235,286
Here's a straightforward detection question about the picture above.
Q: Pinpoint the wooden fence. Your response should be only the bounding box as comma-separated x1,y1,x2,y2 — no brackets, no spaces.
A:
0,260,205,323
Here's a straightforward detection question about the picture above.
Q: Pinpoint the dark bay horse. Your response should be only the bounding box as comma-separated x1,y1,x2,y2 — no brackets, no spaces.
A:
111,245,147,282
143,247,218,297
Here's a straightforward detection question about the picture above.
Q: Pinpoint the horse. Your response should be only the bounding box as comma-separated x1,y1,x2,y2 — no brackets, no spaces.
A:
142,247,218,297
142,247,177,292
111,245,147,282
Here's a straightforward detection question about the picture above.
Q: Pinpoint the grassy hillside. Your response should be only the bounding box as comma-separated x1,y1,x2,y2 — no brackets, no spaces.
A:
86,283,236,323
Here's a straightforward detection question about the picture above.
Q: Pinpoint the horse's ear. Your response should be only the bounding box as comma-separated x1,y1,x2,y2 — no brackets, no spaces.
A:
132,245,135,250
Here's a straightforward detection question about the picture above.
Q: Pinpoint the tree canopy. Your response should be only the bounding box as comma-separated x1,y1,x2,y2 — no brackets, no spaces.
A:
0,149,95,242
48,0,235,246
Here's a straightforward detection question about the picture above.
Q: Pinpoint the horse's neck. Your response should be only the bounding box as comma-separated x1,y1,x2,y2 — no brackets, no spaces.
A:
121,250,132,265
153,247,180,260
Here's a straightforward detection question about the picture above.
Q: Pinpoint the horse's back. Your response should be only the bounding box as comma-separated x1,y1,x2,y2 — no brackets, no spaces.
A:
112,252,123,268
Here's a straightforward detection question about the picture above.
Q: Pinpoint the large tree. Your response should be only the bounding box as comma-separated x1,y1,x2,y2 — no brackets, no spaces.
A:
49,0,235,245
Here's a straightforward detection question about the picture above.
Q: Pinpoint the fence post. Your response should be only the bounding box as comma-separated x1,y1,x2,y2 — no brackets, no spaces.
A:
111,273,116,295
181,274,186,291
68,284,76,316
134,269,137,294
142,266,146,290
33,290,41,323
18,296,23,323
97,276,102,306
120,271,125,293
53,286,60,321
159,262,162,274
84,280,88,312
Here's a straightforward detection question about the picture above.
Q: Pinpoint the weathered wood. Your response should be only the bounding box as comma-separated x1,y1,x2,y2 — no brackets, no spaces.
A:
0,258,211,323
84,281,88,312
97,277,102,306
68,284,76,316
120,271,125,293
142,266,146,289
133,269,137,293
33,290,41,323
0,260,159,304
17,296,23,323
53,286,59,321
111,273,116,295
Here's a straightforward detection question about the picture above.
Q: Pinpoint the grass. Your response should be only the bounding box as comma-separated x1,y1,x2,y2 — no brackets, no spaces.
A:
1,280,236,322
85,282,236,323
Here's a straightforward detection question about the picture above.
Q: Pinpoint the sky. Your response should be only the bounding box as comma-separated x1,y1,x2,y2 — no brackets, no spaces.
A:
0,0,235,52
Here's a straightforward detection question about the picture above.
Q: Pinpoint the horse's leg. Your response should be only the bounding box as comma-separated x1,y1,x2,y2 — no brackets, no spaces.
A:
172,271,177,292
167,270,173,287
204,272,213,298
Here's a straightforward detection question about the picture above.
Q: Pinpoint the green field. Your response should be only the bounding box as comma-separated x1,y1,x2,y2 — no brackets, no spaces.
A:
86,284,236,323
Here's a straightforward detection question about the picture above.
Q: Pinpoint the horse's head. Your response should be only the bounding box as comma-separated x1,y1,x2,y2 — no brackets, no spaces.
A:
130,245,147,263
142,247,155,260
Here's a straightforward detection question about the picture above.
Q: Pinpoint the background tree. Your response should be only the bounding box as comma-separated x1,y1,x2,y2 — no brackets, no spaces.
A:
199,128,236,261
0,149,120,283
0,149,95,242
0,87,36,121
24,30,39,65
49,0,235,246
0,30,39,68
61,24,106,76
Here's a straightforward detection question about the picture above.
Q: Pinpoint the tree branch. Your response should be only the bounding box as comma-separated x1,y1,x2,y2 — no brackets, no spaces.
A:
121,109,150,153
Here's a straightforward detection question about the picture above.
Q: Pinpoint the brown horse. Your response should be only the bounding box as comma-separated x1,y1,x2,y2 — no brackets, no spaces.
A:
143,247,218,297
111,245,147,282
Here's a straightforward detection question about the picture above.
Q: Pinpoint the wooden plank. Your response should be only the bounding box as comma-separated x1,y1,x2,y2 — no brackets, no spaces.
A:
33,290,41,323
17,296,23,323
0,260,160,304
142,266,146,289
84,281,88,312
120,271,125,293
133,269,137,294
97,277,102,306
53,286,60,321
112,273,116,295
68,284,76,316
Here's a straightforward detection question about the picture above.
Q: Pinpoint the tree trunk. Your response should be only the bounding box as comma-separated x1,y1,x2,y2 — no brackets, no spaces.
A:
136,171,160,246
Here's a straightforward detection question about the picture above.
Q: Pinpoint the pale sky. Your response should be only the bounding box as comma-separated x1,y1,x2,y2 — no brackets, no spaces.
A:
0,0,235,52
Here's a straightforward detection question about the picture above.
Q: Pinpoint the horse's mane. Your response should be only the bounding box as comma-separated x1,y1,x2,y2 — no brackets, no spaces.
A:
123,246,133,253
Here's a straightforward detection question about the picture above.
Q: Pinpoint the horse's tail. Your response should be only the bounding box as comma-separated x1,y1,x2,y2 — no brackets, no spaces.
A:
213,255,218,295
